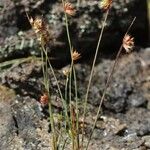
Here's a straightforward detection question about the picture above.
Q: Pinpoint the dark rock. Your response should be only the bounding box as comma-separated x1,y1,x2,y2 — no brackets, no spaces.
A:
11,96,43,139
124,108,150,137
0,31,40,62
0,0,148,62
0,0,18,37
0,102,16,149
0,60,43,99
128,93,147,107
85,50,149,113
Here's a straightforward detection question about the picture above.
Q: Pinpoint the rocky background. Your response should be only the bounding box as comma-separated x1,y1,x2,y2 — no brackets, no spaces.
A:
0,0,148,64
0,0,150,149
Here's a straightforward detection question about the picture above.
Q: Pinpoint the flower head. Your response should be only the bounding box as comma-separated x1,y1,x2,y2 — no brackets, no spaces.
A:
64,2,76,16
28,16,45,34
72,50,81,61
26,13,51,45
123,34,134,53
100,0,112,10
63,68,70,76
40,93,48,107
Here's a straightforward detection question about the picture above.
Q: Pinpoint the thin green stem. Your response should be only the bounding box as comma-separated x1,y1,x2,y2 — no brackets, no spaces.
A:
61,0,74,101
85,17,136,150
63,0,74,110
42,47,69,129
65,76,69,101
62,1,79,148
41,45,57,150
69,61,73,104
45,48,49,88
41,50,46,87
73,65,79,149
64,75,70,129
69,63,79,150
69,61,74,149
85,45,123,150
63,3,72,52
48,92,57,150
81,8,110,145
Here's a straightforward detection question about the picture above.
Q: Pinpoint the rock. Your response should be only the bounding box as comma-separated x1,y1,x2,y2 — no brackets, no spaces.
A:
85,51,149,113
0,84,16,102
142,136,150,148
11,96,43,144
99,116,127,136
0,31,40,62
124,108,150,136
128,93,147,107
0,102,16,149
0,0,148,62
0,0,17,37
0,60,43,98
0,0,47,62
0,47,149,149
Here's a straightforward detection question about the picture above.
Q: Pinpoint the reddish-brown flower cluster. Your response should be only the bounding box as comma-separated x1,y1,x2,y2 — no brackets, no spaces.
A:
123,34,134,53
40,93,49,107
72,50,81,61
64,2,76,16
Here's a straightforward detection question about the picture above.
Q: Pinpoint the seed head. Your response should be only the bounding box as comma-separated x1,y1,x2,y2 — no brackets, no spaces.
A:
64,2,76,16
72,50,81,61
63,68,70,76
29,16,45,34
123,34,134,53
40,93,48,107
26,13,51,45
38,30,51,45
100,0,112,10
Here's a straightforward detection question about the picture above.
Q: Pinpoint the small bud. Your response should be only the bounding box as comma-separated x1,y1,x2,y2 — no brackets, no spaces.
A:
30,16,45,34
26,13,51,46
64,2,76,16
72,50,81,61
123,34,134,53
40,93,48,107
63,68,70,76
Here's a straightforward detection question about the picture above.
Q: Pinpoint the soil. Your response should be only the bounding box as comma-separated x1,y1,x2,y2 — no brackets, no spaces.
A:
0,0,150,150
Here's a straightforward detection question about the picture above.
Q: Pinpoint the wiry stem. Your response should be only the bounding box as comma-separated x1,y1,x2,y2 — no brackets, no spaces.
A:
41,50,46,86
62,0,79,149
41,45,57,150
85,17,136,150
62,0,73,119
62,0,72,53
69,60,75,150
85,45,123,149
81,8,110,145
73,65,79,149
42,47,69,129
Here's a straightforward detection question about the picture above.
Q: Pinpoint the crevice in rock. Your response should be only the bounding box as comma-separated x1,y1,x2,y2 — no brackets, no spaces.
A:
12,116,19,135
